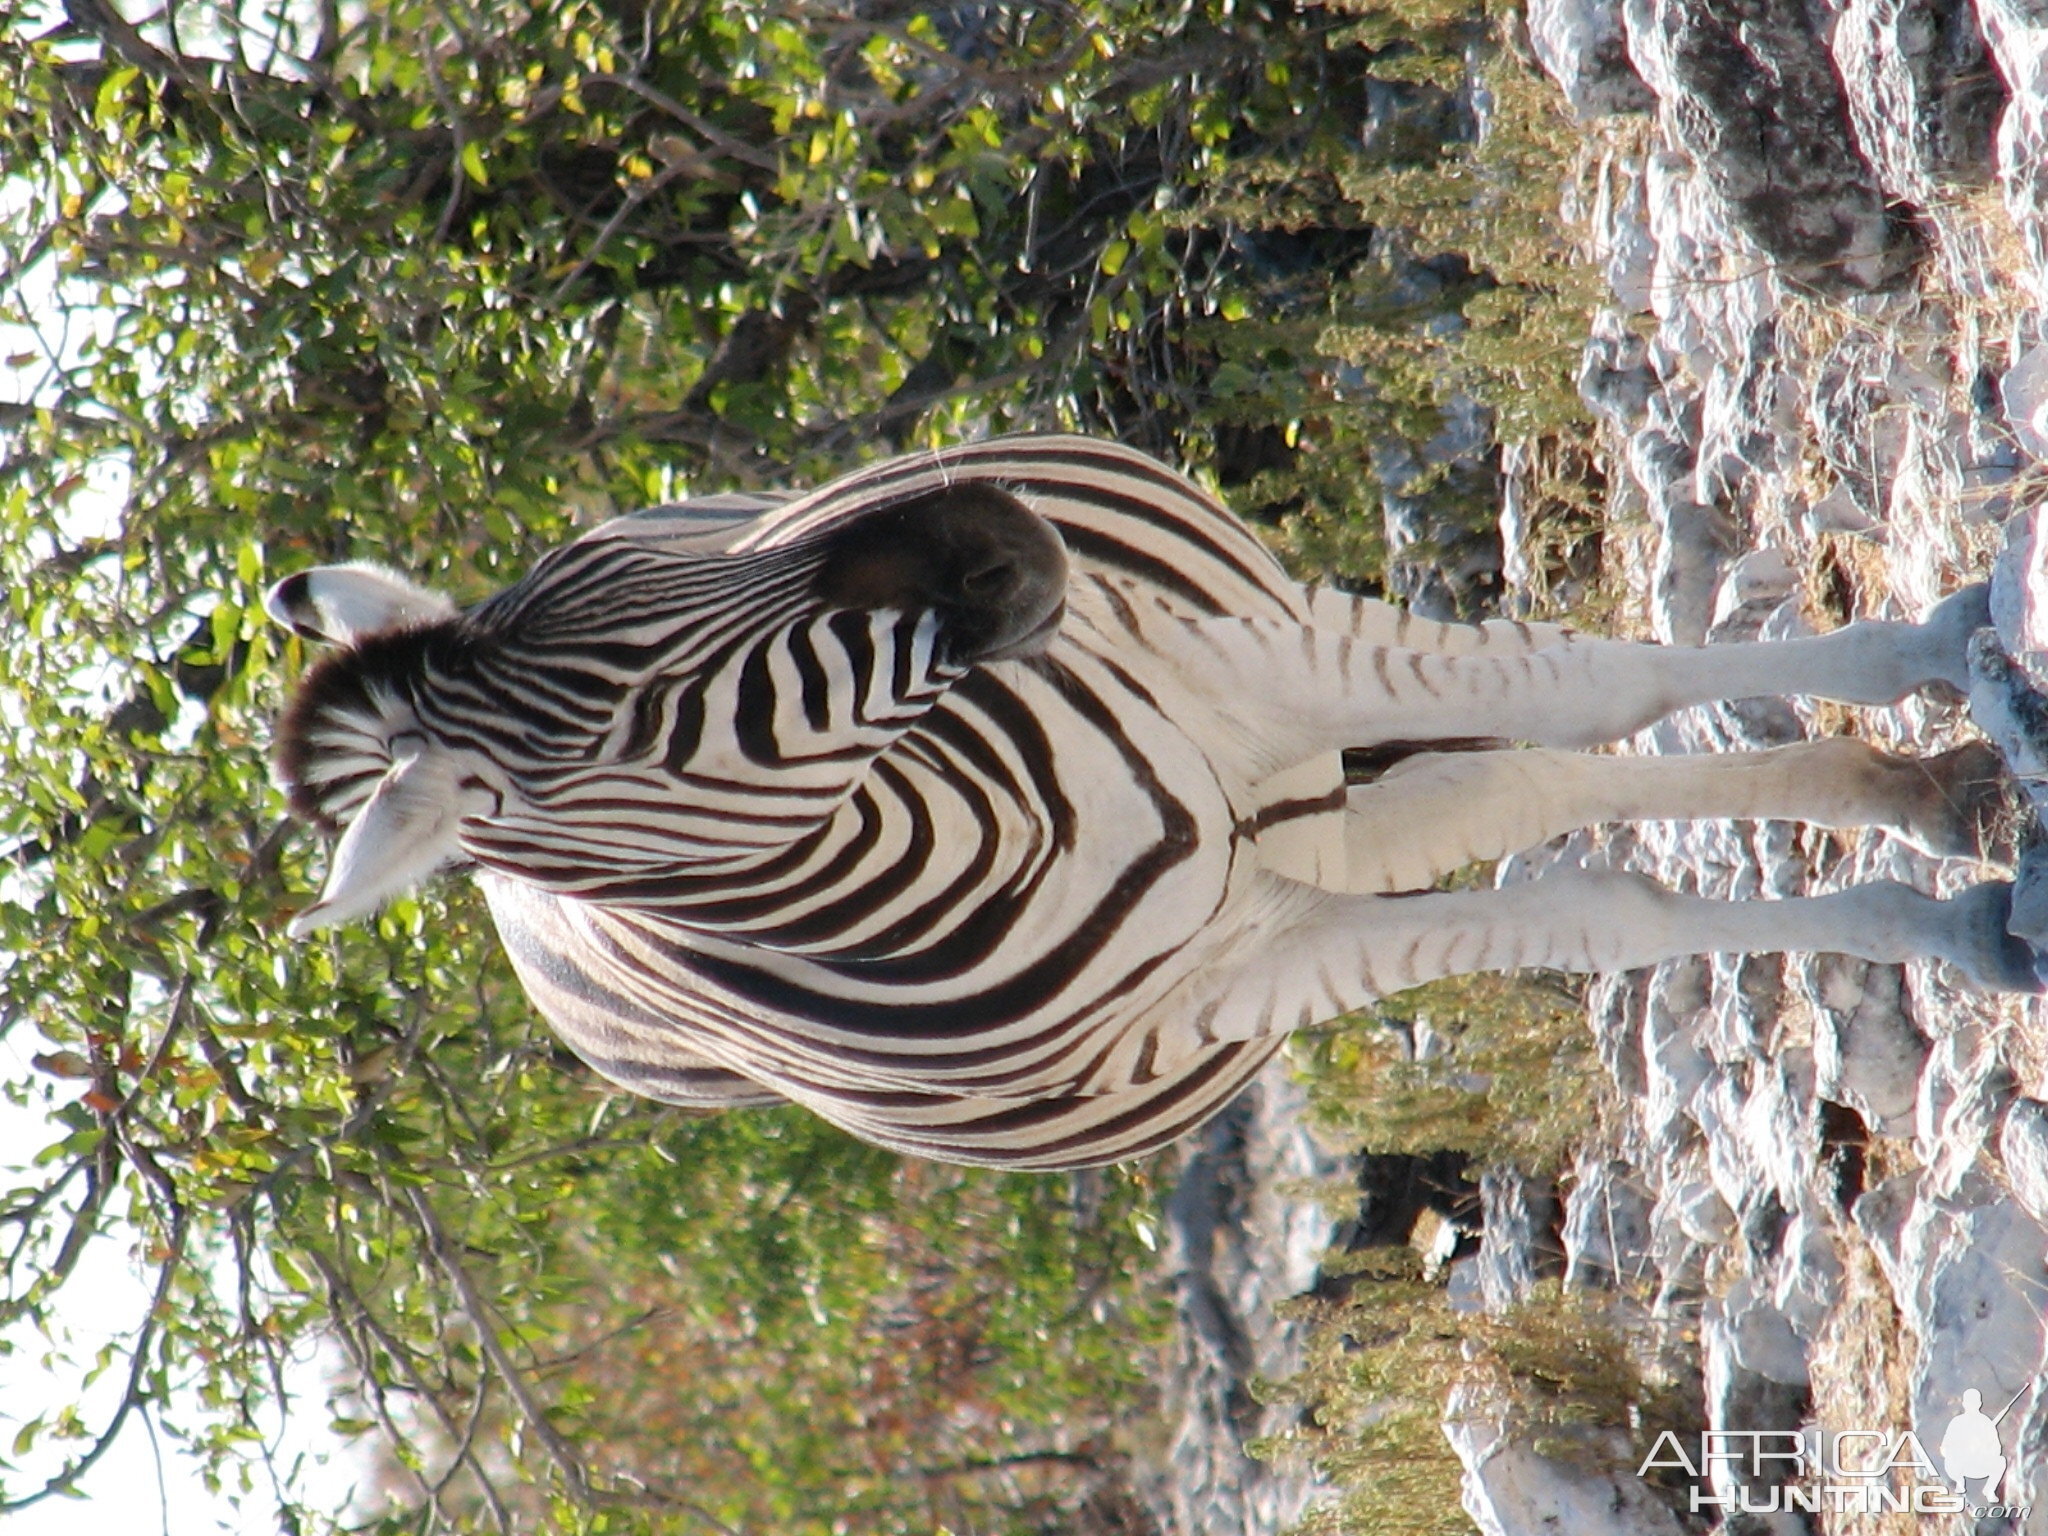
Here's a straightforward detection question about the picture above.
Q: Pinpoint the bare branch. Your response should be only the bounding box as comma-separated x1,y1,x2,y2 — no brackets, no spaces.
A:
187,1004,264,1117
303,1239,508,1532
0,1128,118,1332
108,975,193,1124
394,1181,747,1536
62,0,199,87
545,158,694,310
911,1448,1102,1481
0,1140,189,1514
578,73,781,172
400,1181,593,1502
0,399,122,434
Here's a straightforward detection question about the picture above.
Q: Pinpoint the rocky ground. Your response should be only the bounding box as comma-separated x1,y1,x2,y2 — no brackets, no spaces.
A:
1142,3,2048,1534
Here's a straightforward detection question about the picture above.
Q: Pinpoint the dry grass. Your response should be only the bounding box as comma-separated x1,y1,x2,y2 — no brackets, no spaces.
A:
1805,1237,1923,1536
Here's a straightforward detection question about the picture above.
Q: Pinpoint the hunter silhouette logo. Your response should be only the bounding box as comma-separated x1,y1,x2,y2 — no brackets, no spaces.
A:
1938,1387,2025,1503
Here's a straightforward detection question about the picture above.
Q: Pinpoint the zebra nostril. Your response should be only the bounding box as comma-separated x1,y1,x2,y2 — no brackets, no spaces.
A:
960,560,1016,599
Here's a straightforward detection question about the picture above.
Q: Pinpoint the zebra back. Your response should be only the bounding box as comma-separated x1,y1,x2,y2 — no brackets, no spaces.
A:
579,490,792,555
587,435,1307,625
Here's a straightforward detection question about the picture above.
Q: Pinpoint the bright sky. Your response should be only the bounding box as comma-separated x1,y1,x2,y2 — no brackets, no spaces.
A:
0,1084,370,1536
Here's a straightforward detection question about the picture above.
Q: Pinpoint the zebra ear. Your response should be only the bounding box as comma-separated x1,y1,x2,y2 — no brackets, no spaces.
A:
265,564,456,645
288,752,470,935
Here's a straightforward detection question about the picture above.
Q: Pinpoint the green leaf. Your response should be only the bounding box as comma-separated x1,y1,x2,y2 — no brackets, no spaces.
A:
271,1247,312,1292
94,66,139,127
210,599,241,657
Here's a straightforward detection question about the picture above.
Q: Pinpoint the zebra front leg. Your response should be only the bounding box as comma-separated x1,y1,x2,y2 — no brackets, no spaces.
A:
1329,738,2015,893
1219,585,1993,752
1198,871,2044,1043
1330,871,2044,995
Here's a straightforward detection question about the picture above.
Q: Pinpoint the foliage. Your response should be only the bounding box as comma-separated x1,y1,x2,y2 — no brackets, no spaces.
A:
0,0,1601,1531
1296,971,1604,1175
1218,2,1601,591
1259,1252,1474,1536
1262,1260,1693,1536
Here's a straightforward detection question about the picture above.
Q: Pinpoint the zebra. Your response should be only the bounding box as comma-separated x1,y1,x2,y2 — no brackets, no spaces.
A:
266,434,2041,1170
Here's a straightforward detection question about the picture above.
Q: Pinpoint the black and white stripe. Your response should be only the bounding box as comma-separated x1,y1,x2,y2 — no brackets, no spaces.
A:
274,436,1331,1168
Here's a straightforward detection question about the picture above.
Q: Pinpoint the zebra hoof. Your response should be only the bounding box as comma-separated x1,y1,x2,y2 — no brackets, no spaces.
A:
1917,582,1995,696
1949,881,2048,993
1902,740,2034,863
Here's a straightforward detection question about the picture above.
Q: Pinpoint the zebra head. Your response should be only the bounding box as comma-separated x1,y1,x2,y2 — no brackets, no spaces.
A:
267,482,1069,935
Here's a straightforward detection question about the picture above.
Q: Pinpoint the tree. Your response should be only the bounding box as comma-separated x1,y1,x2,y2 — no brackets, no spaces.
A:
0,0,1591,1529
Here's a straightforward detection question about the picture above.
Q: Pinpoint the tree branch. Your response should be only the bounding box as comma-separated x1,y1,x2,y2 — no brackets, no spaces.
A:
393,1179,748,1534
62,0,200,87
578,73,781,173
302,1239,509,1533
399,1181,593,1502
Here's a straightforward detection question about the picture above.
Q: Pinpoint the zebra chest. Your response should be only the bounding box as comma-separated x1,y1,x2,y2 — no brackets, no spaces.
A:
1053,597,1352,890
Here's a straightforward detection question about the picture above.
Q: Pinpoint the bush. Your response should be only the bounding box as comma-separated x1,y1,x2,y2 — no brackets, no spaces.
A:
0,0,1604,1530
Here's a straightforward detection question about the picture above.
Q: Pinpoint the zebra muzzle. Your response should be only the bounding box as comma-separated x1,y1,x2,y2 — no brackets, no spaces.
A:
814,481,1069,665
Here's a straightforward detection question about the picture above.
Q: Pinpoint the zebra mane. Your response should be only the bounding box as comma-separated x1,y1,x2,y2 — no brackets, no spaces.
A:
272,620,507,934
272,621,474,831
